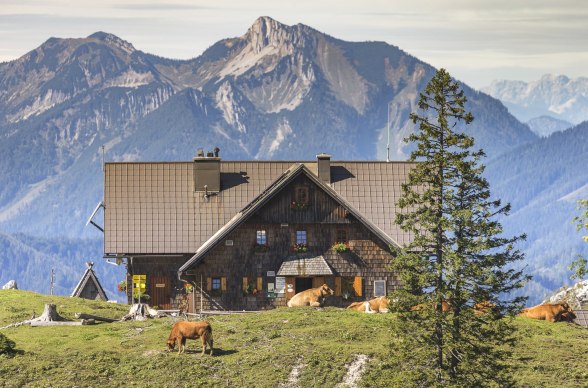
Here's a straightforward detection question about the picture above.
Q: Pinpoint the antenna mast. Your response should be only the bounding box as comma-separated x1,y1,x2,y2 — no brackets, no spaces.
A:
386,103,391,162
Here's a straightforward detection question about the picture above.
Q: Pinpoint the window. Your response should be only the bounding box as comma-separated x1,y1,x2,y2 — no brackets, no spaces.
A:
342,276,362,297
374,280,386,297
336,229,348,243
295,186,309,204
256,230,267,245
212,277,221,290
296,230,307,244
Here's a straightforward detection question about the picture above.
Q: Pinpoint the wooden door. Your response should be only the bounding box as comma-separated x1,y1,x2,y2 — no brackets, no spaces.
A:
150,275,171,309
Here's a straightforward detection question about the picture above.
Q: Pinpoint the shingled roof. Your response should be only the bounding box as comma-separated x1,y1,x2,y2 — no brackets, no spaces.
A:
277,255,333,276
103,159,414,256
71,262,108,301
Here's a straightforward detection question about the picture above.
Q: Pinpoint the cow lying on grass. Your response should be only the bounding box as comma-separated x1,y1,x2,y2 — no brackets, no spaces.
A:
166,320,213,355
411,300,451,312
347,296,390,313
519,302,575,323
287,284,334,307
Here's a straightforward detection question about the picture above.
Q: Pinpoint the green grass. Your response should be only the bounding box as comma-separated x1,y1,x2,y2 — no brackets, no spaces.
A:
0,290,587,387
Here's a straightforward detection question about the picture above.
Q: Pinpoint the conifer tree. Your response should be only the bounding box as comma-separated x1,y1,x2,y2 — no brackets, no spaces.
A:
570,199,588,281
389,68,529,386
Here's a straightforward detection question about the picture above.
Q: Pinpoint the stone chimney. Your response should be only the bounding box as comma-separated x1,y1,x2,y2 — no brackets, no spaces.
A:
316,153,331,184
194,148,221,192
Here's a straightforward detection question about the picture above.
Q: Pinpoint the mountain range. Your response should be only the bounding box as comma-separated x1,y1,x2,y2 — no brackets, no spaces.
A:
483,74,588,136
0,17,585,303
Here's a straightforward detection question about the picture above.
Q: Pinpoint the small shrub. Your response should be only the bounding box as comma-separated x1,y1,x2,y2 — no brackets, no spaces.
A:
0,332,16,355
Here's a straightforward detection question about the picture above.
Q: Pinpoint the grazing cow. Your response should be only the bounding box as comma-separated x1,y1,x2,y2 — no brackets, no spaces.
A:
287,284,334,307
166,320,213,355
347,296,390,313
519,302,574,323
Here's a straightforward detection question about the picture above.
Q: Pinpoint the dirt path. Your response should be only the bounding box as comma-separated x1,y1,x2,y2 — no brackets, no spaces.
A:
279,357,304,388
337,354,370,387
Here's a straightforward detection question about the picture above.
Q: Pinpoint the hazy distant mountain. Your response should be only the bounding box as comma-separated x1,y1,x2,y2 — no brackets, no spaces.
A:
0,16,536,239
526,116,572,137
483,74,588,124
485,121,588,302
0,232,124,300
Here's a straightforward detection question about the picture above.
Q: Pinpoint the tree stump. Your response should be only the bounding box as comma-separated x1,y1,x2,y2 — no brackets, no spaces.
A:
121,304,161,321
35,303,67,322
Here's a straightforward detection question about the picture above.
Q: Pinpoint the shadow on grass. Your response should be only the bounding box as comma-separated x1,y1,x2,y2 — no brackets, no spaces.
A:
1,348,25,358
179,348,237,357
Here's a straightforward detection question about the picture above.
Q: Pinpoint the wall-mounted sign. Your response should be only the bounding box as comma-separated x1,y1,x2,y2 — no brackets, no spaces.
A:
155,283,165,288
132,274,146,293
225,240,234,246
275,277,286,295
267,271,275,277
267,282,275,293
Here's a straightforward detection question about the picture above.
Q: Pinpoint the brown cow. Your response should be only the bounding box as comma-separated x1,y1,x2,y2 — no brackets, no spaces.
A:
287,284,334,307
411,300,451,312
166,320,213,355
347,296,390,313
519,302,574,323
560,311,577,322
474,300,497,315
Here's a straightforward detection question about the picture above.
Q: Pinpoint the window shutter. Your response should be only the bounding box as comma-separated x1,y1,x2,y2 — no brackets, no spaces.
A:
335,277,342,296
206,277,212,291
256,277,263,292
353,276,362,297
221,277,227,291
243,277,248,292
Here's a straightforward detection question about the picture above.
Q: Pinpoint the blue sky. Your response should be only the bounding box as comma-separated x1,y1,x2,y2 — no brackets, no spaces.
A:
1,0,587,88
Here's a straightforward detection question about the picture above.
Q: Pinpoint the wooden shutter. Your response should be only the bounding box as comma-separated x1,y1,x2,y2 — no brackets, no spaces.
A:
312,276,325,288
206,277,212,291
243,277,248,292
335,277,342,296
256,277,263,292
221,277,227,291
353,276,362,297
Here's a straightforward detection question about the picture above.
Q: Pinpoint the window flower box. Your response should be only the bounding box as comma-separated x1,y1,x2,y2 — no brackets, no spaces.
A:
290,201,309,210
243,282,259,297
332,242,351,253
290,243,308,253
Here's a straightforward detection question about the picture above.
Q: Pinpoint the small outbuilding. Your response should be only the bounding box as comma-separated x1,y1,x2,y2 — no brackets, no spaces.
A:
71,262,108,301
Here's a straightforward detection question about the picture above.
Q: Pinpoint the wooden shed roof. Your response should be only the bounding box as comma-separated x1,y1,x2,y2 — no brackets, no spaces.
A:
71,263,108,301
104,159,414,256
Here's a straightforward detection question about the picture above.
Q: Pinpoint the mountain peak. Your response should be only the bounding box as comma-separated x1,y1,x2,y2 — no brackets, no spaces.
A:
246,16,306,54
87,31,135,54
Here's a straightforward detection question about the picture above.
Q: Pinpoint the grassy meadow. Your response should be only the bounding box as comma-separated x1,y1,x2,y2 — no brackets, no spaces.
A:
0,290,587,387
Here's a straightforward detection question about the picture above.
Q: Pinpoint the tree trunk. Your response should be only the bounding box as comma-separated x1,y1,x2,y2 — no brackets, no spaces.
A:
75,313,118,323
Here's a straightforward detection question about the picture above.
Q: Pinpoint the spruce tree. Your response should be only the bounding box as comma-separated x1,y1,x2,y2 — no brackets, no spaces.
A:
389,68,529,386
